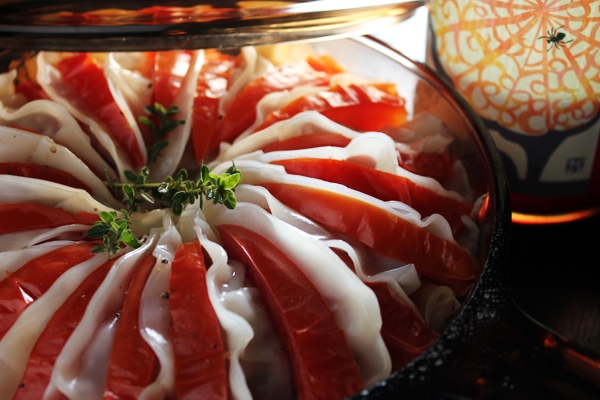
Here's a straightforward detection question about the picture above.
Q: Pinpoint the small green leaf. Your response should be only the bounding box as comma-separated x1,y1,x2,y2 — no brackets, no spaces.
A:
91,245,107,253
172,202,184,216
99,211,116,223
140,191,155,204
176,169,188,181
172,190,189,203
86,223,111,238
221,173,241,190
122,184,135,198
124,170,140,183
223,191,237,209
157,182,170,194
121,231,142,248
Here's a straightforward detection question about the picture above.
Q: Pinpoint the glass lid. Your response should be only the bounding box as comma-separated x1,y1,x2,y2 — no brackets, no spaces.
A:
0,0,425,51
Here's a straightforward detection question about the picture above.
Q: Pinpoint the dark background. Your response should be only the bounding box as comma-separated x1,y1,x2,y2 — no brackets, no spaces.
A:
507,214,600,356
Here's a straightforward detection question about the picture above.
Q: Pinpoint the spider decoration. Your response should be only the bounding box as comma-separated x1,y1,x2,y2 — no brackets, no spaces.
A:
538,26,573,51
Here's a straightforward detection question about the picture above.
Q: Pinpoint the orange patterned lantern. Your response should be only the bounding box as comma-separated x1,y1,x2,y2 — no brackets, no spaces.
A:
428,0,600,224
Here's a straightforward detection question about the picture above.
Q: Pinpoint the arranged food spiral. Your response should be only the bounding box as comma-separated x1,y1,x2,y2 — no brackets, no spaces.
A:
0,42,483,399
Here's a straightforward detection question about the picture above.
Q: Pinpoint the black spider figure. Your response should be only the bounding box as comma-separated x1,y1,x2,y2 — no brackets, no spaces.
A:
538,25,573,51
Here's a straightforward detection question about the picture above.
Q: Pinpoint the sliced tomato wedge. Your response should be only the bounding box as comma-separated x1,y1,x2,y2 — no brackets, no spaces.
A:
369,282,439,371
15,80,49,101
14,258,117,399
261,132,352,153
0,162,92,193
253,83,407,133
56,53,145,168
332,249,438,371
260,182,476,294
305,55,345,75
151,50,193,109
191,49,238,162
270,158,472,234
0,203,99,234
169,240,228,399
0,242,98,341
210,57,335,148
399,151,457,183
103,254,160,400
11,54,48,101
217,224,363,400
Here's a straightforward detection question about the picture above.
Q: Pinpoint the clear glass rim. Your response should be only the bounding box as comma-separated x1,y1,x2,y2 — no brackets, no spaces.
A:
0,0,425,51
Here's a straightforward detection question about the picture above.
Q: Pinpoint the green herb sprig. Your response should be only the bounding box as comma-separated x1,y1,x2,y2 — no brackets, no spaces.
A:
89,163,241,258
87,210,142,255
107,163,241,215
87,99,241,258
139,103,185,165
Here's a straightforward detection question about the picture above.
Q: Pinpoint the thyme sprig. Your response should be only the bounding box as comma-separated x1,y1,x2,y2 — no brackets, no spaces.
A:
139,103,185,165
87,210,142,255
89,163,241,258
107,163,241,215
88,101,240,258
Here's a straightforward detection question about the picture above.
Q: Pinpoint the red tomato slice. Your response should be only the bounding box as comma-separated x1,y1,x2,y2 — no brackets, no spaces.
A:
56,53,145,168
332,249,438,371
192,49,238,162
103,254,160,400
152,50,193,109
253,83,407,133
260,182,476,294
11,54,48,101
369,282,439,371
306,55,345,75
15,80,49,101
0,162,92,193
0,242,97,341
399,151,457,182
261,132,352,153
209,57,334,148
270,158,473,235
169,240,228,399
0,203,99,234
217,224,364,400
14,258,116,399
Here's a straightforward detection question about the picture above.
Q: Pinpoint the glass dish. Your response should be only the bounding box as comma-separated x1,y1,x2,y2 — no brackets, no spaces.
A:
0,31,511,400
0,0,424,51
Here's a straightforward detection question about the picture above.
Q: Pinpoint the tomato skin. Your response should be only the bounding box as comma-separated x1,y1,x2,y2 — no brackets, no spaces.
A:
331,248,438,371
270,158,472,234
14,258,116,400
56,53,145,168
253,84,407,133
217,224,363,400
0,242,98,341
0,162,92,193
103,254,159,400
261,132,352,153
169,240,228,400
210,59,332,148
192,50,237,163
399,151,457,182
0,203,99,234
15,80,49,101
260,182,476,294
152,50,193,109
305,55,345,75
369,283,439,371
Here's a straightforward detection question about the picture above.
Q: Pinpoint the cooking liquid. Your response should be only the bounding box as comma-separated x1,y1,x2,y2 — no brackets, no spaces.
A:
426,0,600,224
